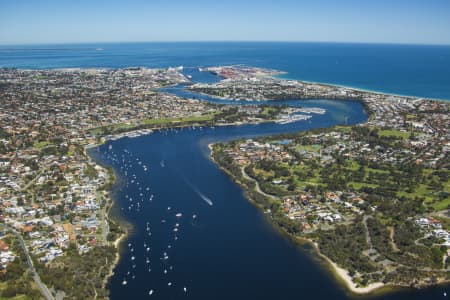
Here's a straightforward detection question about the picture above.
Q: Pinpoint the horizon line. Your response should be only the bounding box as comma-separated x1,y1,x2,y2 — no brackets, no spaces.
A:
1,40,450,47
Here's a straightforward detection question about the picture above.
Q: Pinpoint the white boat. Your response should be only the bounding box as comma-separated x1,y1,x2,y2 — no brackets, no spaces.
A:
175,213,182,217
149,289,154,295
122,280,127,285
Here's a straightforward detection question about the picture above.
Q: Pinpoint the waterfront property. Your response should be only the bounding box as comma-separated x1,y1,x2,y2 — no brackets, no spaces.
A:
208,68,450,291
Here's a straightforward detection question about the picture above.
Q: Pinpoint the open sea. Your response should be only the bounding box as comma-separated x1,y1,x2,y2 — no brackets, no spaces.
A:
1,42,450,100
2,42,449,299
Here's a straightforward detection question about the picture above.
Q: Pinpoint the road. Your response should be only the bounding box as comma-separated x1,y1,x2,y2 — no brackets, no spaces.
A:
99,193,109,245
21,167,47,192
1,224,55,300
241,166,278,200
362,215,373,248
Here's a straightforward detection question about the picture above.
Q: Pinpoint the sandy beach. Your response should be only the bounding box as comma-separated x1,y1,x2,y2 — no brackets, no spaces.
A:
312,242,385,294
326,256,385,294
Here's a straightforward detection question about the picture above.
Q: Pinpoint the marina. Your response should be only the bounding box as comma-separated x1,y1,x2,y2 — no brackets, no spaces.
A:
104,129,154,141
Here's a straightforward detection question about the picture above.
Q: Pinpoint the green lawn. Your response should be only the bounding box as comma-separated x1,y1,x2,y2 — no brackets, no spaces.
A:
33,141,52,149
345,160,360,171
89,123,135,135
253,168,274,178
260,107,279,117
430,197,450,211
142,114,215,125
89,113,216,135
378,129,410,139
0,296,29,300
333,125,353,132
0,282,32,300
397,182,450,211
295,144,321,153
365,167,389,174
348,181,378,189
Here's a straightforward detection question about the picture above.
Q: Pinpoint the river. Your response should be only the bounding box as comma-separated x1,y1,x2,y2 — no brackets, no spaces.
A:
89,71,447,299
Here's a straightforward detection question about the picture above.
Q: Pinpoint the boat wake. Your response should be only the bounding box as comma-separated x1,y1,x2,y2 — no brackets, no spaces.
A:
197,191,213,206
176,170,213,206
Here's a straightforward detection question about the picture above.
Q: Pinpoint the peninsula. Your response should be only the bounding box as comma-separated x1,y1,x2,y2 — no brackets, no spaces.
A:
205,66,450,293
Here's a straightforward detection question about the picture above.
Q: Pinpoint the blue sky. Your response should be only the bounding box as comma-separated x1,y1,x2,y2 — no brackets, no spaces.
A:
1,0,450,45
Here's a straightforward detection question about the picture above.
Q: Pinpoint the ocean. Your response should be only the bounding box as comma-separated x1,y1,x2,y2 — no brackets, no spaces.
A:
1,42,450,100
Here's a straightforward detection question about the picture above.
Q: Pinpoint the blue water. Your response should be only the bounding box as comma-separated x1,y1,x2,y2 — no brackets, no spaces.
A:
91,112,447,300
1,42,450,100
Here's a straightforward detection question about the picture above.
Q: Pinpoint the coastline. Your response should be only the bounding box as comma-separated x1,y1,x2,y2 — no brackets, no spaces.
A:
312,242,386,295
85,142,129,296
102,188,128,293
192,70,450,104
275,74,450,103
102,230,127,291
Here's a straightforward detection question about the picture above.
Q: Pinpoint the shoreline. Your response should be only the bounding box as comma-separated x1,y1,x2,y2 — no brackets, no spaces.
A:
103,186,128,293
207,142,450,297
6,65,448,102
102,230,127,291
312,242,386,295
274,74,450,103
192,71,450,103
207,142,386,295
86,144,129,296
